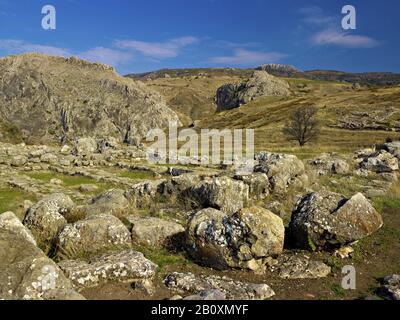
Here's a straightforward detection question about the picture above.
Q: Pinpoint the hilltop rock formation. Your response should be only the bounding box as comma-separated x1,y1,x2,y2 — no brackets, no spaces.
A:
0,53,180,146
216,71,291,111
256,64,302,77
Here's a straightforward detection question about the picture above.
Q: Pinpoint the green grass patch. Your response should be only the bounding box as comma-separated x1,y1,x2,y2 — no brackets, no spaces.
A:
118,170,155,180
134,246,192,272
26,172,95,186
331,284,346,297
0,187,36,218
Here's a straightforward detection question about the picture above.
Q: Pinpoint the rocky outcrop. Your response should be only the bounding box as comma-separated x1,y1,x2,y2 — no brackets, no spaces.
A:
23,193,74,250
165,272,275,300
0,53,180,145
216,71,291,111
288,191,383,250
57,214,131,259
58,249,157,290
256,64,301,77
186,207,284,271
128,216,185,249
0,212,84,300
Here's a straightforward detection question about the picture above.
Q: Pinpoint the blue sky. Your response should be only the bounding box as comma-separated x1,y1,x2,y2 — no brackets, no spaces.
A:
0,0,399,74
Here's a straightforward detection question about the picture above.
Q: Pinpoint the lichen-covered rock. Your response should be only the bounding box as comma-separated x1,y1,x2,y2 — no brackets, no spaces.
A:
183,290,226,300
383,142,400,159
0,211,36,245
128,216,185,249
125,179,166,208
233,173,269,199
83,189,131,218
288,191,383,250
359,150,399,173
73,138,98,157
378,274,400,300
216,71,290,111
186,207,284,271
255,152,307,193
57,214,131,259
23,193,74,249
165,272,275,300
0,222,84,300
11,155,27,167
273,254,331,279
58,249,157,290
189,176,249,214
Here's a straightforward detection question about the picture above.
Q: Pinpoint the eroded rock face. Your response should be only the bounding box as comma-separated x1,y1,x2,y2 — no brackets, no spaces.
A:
186,207,284,271
57,214,131,259
255,152,307,193
0,216,84,300
23,193,74,249
165,272,275,300
0,53,180,145
216,71,290,111
58,249,157,290
128,216,185,249
288,191,383,250
73,138,98,156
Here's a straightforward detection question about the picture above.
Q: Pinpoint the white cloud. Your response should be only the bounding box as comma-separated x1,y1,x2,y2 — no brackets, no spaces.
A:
298,6,336,25
114,36,199,59
79,47,132,66
210,48,287,66
0,39,71,56
311,29,380,48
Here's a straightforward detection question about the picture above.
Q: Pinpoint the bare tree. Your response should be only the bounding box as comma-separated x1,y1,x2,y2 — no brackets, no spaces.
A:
283,106,320,146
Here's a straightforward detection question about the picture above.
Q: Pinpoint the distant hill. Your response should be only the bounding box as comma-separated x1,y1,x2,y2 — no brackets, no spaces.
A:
127,65,400,87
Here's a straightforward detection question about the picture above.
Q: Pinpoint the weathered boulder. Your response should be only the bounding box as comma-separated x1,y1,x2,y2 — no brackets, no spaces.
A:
125,179,166,208
0,212,36,245
23,193,74,250
378,274,400,300
288,191,383,250
233,173,269,199
273,254,331,279
186,207,284,271
359,150,399,173
216,71,290,111
57,214,131,259
128,216,185,249
165,272,275,300
84,189,131,218
0,216,84,300
383,141,400,159
308,153,350,175
58,249,157,290
73,138,98,157
188,176,249,214
11,155,27,167
255,152,307,193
